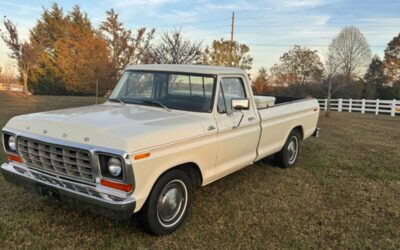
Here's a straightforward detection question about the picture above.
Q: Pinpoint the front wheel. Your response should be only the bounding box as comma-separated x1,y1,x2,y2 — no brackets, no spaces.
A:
139,169,192,236
275,129,301,168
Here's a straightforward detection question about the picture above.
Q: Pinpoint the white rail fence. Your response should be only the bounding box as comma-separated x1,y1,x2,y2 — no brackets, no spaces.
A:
317,99,400,117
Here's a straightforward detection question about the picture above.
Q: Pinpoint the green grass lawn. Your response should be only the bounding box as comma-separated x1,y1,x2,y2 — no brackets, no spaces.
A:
0,92,399,249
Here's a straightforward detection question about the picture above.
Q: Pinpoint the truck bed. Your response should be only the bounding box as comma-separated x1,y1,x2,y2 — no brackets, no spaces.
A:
255,98,320,161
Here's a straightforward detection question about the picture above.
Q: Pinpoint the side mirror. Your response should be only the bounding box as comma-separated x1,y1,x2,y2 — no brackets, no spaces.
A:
231,98,250,110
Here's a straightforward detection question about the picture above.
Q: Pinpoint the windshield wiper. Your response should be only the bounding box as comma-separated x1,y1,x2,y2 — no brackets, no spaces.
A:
140,100,171,112
108,98,125,104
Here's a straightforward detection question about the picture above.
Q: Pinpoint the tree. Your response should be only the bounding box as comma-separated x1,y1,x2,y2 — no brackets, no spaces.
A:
270,45,324,86
328,26,372,82
100,9,155,82
202,38,253,70
323,51,341,117
1,18,40,97
29,3,69,94
28,4,116,95
383,33,400,84
252,67,271,94
152,30,201,64
55,5,112,94
363,55,385,99
0,62,15,86
54,22,111,94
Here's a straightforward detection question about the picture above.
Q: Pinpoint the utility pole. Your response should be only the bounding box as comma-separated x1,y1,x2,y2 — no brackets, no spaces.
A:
230,11,235,66
95,79,99,104
230,11,235,43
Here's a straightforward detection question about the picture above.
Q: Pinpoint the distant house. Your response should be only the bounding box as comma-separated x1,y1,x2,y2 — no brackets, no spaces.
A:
0,83,24,92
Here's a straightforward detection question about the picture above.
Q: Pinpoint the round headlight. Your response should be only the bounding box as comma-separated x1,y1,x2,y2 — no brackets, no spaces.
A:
8,135,16,151
107,157,122,177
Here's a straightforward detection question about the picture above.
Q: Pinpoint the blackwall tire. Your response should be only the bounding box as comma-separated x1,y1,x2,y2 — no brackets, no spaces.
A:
138,169,192,236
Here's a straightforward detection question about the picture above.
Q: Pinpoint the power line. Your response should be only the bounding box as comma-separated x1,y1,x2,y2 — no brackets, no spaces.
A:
248,43,388,48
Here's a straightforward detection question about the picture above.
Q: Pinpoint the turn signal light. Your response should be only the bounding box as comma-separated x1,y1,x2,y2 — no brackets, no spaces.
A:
100,179,133,192
7,154,24,163
134,152,151,160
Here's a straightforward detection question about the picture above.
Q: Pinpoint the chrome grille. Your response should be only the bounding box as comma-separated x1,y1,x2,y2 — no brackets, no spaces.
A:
17,137,95,182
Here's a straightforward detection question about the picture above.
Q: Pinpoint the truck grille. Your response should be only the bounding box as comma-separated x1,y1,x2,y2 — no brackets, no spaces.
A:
17,137,95,182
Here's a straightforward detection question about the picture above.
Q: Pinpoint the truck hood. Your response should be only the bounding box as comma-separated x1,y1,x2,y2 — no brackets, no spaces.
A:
4,103,210,153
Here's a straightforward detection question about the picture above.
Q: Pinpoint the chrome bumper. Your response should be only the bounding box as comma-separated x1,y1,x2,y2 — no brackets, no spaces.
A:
1,162,136,220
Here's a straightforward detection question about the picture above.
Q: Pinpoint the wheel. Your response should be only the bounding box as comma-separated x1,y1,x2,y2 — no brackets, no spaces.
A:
275,129,301,168
139,169,192,236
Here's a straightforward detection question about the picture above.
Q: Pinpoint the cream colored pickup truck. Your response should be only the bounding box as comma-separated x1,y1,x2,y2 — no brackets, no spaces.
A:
1,65,319,235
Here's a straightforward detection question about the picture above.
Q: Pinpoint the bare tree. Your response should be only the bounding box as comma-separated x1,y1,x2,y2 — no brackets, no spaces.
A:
100,9,155,81
152,30,202,64
328,26,372,82
323,52,340,117
1,18,40,97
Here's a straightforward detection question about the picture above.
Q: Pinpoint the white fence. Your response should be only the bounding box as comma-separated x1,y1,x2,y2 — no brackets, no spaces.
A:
317,99,400,116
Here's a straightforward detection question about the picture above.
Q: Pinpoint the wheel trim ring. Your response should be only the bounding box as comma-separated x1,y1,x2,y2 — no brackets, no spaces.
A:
156,179,188,228
287,136,299,165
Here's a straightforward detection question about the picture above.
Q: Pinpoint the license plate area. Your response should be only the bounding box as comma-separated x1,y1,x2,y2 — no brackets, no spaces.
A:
40,185,61,202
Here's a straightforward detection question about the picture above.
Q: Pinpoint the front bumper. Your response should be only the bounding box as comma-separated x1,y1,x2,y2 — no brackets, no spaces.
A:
1,161,136,220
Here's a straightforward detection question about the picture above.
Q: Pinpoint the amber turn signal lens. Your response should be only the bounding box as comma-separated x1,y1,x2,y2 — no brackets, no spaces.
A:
100,179,133,192
7,154,24,163
134,152,151,160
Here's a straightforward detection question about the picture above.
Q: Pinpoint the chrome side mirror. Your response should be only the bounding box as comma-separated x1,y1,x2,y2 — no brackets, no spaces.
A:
231,98,250,110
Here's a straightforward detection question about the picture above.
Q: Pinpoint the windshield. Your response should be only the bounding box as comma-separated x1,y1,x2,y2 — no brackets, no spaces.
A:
110,71,216,112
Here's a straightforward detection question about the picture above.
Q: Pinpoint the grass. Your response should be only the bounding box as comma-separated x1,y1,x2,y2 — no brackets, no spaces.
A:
0,91,399,249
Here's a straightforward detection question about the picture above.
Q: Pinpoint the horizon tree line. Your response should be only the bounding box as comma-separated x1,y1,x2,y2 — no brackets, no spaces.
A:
0,3,399,104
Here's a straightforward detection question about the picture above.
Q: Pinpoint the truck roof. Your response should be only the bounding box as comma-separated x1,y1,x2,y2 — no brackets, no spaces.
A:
126,64,247,75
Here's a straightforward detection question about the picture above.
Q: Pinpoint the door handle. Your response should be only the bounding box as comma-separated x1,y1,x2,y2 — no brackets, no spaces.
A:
248,116,256,121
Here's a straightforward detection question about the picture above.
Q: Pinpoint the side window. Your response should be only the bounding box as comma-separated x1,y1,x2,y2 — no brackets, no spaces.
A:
218,78,247,113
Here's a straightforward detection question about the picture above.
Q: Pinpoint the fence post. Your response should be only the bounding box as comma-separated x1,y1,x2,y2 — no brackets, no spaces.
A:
375,99,379,115
338,98,343,112
391,99,396,117
349,99,352,112
361,99,365,113
324,99,327,111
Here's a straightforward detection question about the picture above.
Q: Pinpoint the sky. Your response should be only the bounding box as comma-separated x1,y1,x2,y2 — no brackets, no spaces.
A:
0,0,399,75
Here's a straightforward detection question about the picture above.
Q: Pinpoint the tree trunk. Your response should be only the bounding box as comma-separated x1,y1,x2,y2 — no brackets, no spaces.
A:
23,72,28,98
325,77,332,118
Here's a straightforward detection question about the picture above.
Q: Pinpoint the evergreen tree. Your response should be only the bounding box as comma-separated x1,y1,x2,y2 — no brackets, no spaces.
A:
363,55,385,99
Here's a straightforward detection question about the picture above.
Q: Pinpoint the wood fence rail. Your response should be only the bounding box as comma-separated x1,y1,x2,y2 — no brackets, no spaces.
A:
317,98,400,116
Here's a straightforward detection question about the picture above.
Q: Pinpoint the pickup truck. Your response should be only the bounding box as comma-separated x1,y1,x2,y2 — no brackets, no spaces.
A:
1,64,319,235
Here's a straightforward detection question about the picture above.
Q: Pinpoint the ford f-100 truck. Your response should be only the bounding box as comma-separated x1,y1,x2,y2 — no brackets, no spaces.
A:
1,65,319,235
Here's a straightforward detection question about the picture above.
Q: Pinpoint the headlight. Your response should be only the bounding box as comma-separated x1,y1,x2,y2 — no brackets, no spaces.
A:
98,154,124,180
8,135,16,151
3,133,17,153
108,157,122,177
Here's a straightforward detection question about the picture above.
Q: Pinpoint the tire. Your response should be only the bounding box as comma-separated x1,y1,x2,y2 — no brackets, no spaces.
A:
275,129,301,168
138,169,192,236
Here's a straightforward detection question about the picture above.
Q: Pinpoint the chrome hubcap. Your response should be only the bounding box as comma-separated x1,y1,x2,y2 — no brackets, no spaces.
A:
157,180,187,227
287,136,298,164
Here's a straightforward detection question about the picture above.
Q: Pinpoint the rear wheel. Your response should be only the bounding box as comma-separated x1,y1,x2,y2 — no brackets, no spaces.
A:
139,169,192,236
275,129,301,168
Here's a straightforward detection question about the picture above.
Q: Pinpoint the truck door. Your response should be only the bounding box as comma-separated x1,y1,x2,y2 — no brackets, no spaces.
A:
214,76,260,178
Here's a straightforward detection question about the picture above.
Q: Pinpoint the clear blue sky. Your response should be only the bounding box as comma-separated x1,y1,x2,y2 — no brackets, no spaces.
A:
0,0,399,75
